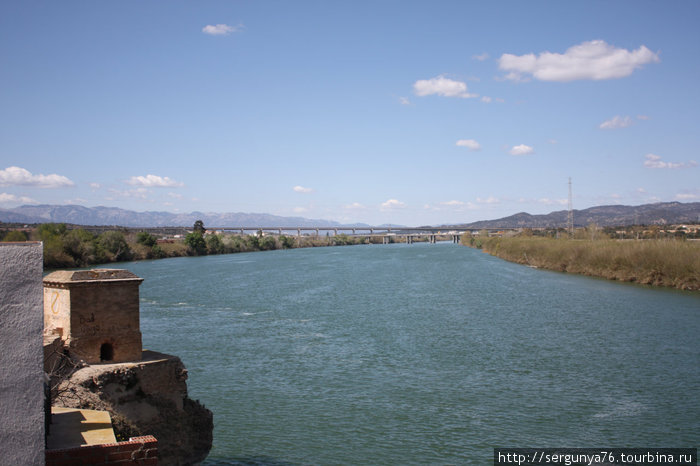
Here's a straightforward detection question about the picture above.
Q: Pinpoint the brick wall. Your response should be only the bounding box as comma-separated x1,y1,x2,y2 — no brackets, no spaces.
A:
46,435,158,466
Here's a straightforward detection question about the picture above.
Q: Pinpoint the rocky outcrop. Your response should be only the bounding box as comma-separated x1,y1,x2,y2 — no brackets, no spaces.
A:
53,350,212,465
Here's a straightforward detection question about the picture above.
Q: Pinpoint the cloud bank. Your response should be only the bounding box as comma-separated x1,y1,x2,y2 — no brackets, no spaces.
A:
0,166,74,188
456,139,481,151
381,199,406,210
413,76,476,98
509,144,534,156
126,174,184,187
599,115,634,129
498,40,659,82
202,24,241,36
643,154,697,169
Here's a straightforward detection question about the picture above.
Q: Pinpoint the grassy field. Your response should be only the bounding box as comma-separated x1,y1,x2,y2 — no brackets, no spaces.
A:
462,235,700,291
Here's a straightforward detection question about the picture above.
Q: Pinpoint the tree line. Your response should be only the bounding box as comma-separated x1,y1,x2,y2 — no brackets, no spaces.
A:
0,221,369,268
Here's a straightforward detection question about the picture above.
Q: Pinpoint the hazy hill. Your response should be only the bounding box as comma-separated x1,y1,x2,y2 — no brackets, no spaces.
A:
452,202,700,229
0,204,351,228
0,201,698,229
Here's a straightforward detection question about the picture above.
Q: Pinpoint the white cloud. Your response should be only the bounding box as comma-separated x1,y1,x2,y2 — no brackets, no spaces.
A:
636,115,650,121
202,23,242,36
537,198,568,206
344,202,366,209
548,139,558,145
676,192,700,200
0,166,74,188
456,139,481,151
89,182,101,190
425,200,477,211
107,187,149,200
476,196,500,204
497,71,531,83
599,115,633,129
0,192,38,204
472,52,490,61
126,174,184,187
168,192,183,199
293,185,313,193
398,96,411,105
643,153,698,169
413,75,477,98
498,40,660,82
380,199,406,210
509,144,534,156
293,206,308,213
480,96,492,103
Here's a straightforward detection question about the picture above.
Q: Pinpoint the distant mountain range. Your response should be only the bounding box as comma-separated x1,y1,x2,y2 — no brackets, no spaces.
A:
448,201,700,229
0,201,698,229
0,204,355,228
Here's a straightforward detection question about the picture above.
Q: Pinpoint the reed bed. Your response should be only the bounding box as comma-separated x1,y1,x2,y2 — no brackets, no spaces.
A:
466,236,699,290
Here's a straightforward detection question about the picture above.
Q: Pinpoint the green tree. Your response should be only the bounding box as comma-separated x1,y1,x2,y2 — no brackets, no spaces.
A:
205,234,225,254
2,230,28,242
193,220,206,235
38,223,67,242
37,223,74,267
460,232,473,246
279,235,295,249
150,244,166,259
334,233,355,246
136,231,157,247
259,235,277,251
185,232,207,255
63,229,97,265
245,234,260,251
98,231,131,262
223,235,244,253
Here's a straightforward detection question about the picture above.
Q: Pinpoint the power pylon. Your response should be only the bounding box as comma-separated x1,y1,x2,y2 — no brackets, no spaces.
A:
567,177,574,237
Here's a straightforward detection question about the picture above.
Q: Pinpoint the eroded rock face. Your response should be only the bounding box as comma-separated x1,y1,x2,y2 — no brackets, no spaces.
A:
54,350,213,465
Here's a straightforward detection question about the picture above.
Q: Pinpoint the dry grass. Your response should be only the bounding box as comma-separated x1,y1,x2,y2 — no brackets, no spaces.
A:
468,236,700,290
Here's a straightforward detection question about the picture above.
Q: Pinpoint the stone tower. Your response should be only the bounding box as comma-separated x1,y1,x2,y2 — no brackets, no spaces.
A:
43,269,143,364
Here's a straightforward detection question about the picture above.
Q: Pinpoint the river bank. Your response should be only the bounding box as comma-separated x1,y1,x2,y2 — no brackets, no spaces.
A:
461,235,699,290
0,223,379,269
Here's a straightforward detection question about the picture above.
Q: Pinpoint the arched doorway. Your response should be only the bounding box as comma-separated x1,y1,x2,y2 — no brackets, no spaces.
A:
100,342,114,362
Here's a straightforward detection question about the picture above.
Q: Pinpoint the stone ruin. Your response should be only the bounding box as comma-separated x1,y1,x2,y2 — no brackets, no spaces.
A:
43,269,143,364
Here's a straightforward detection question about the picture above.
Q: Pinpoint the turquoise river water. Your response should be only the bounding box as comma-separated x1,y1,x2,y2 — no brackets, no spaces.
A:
122,243,699,465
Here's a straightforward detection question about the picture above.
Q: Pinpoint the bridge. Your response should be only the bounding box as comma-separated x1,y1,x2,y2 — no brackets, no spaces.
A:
70,224,511,244
210,226,482,244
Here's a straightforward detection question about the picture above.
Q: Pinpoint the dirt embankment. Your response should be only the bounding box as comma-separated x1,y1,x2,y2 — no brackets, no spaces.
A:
53,350,213,465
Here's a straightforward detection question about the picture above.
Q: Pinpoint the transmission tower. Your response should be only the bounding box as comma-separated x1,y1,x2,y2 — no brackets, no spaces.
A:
567,177,574,237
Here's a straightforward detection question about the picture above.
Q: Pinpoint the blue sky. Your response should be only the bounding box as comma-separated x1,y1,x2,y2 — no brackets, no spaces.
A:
1,1,698,226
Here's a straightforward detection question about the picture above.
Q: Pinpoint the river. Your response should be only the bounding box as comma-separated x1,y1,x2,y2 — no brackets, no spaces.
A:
122,243,699,464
